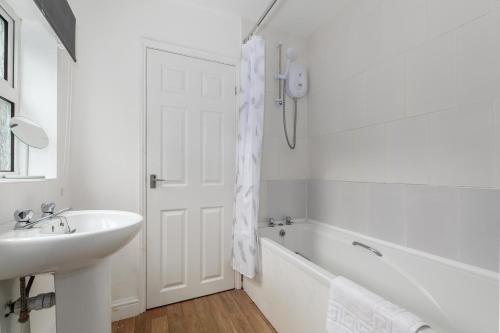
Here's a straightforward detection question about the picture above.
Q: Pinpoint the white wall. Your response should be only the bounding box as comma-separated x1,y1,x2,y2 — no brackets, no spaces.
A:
66,0,241,320
0,49,74,333
19,20,58,178
307,0,500,272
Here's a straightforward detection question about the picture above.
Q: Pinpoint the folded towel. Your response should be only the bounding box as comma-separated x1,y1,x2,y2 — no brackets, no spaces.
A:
326,277,429,333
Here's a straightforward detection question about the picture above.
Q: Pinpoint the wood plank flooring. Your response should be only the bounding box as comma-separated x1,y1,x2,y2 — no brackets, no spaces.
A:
112,290,276,333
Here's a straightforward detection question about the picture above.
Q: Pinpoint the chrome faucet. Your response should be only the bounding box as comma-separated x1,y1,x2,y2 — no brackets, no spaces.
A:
285,216,294,225
14,203,72,230
268,217,276,227
41,202,57,217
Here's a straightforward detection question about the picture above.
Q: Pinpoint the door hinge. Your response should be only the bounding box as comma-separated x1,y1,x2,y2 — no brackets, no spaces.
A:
235,86,238,96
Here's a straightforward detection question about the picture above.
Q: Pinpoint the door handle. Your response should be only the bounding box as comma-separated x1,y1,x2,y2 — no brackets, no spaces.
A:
150,174,167,189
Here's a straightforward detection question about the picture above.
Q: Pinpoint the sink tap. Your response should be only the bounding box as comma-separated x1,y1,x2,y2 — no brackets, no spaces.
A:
285,216,294,225
13,210,34,226
41,202,56,217
14,205,72,230
268,217,275,227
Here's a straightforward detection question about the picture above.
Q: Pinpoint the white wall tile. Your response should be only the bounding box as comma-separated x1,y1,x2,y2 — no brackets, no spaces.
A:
312,9,353,82
309,135,331,180
379,0,427,58
406,32,457,116
428,104,494,187
386,116,429,184
308,19,343,81
345,4,382,76
264,93,308,140
367,183,406,245
259,180,269,223
263,33,279,95
328,131,355,181
333,181,370,233
354,0,384,19
456,11,500,106
366,55,406,125
427,0,491,38
262,137,309,180
264,94,279,139
494,100,500,188
267,180,308,220
458,189,500,272
309,180,370,234
352,125,386,182
308,75,337,137
308,180,337,223
494,0,500,11
309,130,355,181
335,73,368,131
406,185,459,259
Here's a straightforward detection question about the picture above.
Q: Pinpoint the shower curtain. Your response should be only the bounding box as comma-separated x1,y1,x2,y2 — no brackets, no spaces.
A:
232,36,265,279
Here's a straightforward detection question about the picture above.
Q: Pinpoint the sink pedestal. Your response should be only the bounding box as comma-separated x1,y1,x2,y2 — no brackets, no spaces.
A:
0,210,143,332
54,259,111,333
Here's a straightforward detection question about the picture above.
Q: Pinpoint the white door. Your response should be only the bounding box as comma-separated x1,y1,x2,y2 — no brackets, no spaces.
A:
146,48,236,308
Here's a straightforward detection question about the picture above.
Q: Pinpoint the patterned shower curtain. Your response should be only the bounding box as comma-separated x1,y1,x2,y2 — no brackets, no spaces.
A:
232,36,265,279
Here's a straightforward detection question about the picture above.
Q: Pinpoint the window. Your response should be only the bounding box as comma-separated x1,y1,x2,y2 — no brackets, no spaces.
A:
0,0,18,174
0,14,7,79
0,97,13,171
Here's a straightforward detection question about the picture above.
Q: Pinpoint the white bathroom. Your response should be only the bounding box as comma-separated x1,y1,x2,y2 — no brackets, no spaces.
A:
0,0,498,332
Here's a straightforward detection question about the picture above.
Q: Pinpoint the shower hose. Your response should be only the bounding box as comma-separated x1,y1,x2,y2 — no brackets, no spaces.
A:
281,80,298,150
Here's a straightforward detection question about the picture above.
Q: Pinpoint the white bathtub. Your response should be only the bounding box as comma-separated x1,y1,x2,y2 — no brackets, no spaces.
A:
243,221,499,333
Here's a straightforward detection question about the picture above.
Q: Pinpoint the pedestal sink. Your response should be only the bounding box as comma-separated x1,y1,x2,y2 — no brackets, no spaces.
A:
0,210,143,333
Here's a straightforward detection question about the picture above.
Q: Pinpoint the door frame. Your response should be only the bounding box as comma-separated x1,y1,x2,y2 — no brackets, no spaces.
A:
140,38,242,313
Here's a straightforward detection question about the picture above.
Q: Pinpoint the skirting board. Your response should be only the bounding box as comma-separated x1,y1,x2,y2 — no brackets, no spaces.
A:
112,297,142,321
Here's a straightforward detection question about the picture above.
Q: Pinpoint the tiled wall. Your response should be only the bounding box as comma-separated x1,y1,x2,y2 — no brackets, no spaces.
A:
260,180,308,223
308,180,500,272
256,23,309,182
247,22,310,223
306,0,500,272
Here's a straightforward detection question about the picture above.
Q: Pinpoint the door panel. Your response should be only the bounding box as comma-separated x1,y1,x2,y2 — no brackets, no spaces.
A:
146,48,236,308
200,206,224,283
161,106,187,185
160,209,187,291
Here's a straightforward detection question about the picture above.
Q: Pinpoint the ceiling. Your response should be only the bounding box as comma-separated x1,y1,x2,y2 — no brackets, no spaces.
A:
181,0,350,37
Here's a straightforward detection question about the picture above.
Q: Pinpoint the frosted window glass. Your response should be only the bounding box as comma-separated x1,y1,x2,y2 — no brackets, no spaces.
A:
0,17,5,80
0,98,12,171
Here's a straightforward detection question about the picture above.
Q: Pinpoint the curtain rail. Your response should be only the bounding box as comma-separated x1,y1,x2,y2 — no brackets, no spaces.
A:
242,0,279,44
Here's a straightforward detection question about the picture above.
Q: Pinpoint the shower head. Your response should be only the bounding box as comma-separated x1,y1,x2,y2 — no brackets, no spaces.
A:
284,48,298,77
286,48,298,61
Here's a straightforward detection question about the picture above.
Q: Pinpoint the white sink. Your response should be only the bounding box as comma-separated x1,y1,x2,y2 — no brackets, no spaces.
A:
0,210,143,333
0,210,143,281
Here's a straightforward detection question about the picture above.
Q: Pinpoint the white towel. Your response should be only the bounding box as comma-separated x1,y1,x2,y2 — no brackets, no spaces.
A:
326,277,429,333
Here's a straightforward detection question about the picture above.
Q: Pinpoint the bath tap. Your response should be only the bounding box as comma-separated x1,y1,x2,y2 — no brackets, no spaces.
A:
14,203,72,230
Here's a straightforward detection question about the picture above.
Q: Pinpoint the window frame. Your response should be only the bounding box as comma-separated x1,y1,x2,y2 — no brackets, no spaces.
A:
0,97,14,172
0,0,19,176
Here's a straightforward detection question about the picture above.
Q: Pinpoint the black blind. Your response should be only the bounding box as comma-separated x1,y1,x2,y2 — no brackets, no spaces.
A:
33,0,76,61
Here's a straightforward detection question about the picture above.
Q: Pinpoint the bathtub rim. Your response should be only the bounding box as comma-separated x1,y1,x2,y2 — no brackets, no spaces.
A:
307,219,499,281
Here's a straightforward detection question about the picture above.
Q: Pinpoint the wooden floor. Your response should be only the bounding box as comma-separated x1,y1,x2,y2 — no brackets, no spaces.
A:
112,290,276,333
